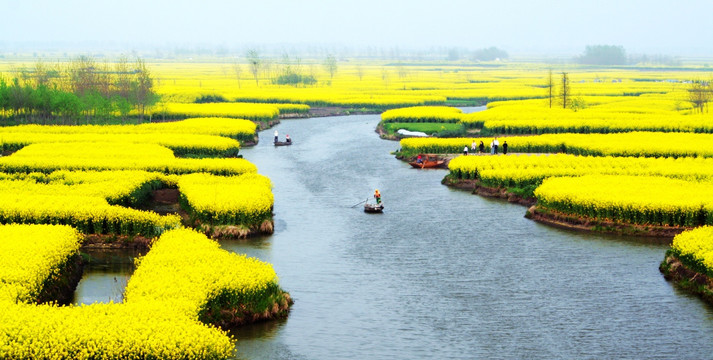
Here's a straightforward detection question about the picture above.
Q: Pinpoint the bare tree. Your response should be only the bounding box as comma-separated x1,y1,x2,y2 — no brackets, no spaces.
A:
132,58,157,121
246,49,261,86
355,64,364,81
232,60,242,88
262,59,275,83
560,72,570,109
33,60,52,88
546,69,554,108
323,54,337,79
688,79,711,113
115,56,132,98
381,67,390,88
67,55,97,97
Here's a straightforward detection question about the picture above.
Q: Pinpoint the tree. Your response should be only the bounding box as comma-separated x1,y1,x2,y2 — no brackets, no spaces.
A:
570,96,587,112
472,47,508,61
355,64,364,81
546,69,554,108
232,60,243,88
131,58,158,121
67,55,97,97
381,67,390,88
246,49,261,86
323,54,337,79
578,45,627,65
0,76,8,117
115,56,132,99
688,79,712,113
560,72,570,109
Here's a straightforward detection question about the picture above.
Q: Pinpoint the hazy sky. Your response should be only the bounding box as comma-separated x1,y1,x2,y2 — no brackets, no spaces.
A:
3,0,713,56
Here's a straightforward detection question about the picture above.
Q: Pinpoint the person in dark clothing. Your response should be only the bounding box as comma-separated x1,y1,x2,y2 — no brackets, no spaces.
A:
503,141,508,154
478,141,484,153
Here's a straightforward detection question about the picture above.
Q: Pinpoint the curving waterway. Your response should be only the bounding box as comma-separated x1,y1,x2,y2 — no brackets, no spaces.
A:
77,112,713,359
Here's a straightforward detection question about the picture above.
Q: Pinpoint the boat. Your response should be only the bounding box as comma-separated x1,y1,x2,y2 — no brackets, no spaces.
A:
274,140,293,146
364,202,384,213
409,154,445,169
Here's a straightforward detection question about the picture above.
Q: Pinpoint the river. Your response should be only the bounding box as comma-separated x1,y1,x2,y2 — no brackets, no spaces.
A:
76,112,713,359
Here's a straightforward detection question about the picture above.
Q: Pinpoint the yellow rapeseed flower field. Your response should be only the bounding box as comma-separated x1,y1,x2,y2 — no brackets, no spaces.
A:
0,227,286,359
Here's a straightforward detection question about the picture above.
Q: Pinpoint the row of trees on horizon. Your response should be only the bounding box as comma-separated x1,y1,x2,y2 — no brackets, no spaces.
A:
0,56,157,123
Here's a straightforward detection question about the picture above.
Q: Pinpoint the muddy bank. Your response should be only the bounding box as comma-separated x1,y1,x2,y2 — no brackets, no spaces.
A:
375,121,398,140
526,206,689,238
660,254,713,304
82,234,153,251
36,253,84,305
443,177,687,237
195,220,274,239
200,291,293,330
308,106,379,118
441,177,535,206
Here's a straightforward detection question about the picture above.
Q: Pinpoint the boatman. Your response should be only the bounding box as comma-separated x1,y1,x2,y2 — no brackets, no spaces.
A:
374,189,381,204
274,130,279,143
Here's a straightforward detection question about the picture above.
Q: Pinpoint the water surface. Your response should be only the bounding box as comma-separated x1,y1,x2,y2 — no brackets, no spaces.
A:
226,114,713,359
73,113,713,359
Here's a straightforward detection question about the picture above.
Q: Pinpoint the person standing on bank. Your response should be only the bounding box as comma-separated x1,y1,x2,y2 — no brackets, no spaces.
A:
274,130,279,143
489,139,494,155
478,141,484,153
471,140,477,153
503,140,508,154
463,146,469,156
493,137,499,154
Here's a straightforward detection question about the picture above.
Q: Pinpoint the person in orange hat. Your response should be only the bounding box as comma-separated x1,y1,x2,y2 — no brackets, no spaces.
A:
374,189,381,204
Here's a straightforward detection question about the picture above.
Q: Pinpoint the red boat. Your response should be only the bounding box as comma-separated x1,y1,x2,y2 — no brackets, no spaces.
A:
409,154,445,169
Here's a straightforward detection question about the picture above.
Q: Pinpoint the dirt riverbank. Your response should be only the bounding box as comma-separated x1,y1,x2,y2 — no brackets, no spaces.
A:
443,177,686,238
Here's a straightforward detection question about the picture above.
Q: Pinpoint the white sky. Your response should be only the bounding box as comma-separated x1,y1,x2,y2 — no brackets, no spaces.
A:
2,0,713,56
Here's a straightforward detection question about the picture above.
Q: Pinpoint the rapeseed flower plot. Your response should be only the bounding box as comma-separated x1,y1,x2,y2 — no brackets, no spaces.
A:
178,173,273,227
0,224,81,303
0,117,257,145
534,175,713,227
0,226,286,359
0,174,180,236
463,94,713,134
153,102,281,121
0,132,241,158
448,154,713,189
671,226,713,276
0,142,257,176
125,228,281,316
381,106,464,123
401,132,713,158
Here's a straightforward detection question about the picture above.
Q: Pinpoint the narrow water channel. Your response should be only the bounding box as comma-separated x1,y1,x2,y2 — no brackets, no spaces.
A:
228,114,713,359
72,112,713,359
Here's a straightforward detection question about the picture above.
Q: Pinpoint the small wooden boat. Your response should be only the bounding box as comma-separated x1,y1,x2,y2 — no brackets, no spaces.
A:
409,154,445,169
274,140,293,146
364,203,384,213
